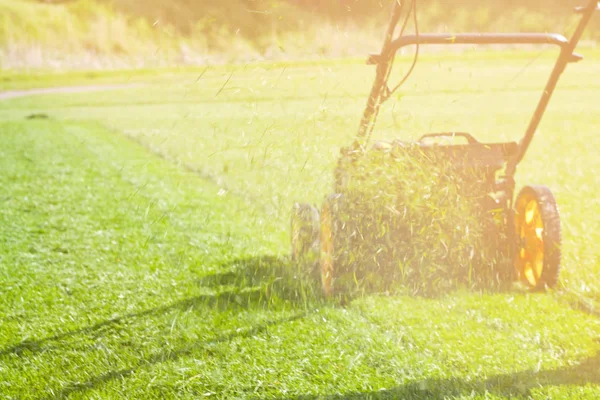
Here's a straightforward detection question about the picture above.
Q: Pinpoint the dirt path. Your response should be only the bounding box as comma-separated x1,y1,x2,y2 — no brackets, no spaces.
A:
0,83,144,101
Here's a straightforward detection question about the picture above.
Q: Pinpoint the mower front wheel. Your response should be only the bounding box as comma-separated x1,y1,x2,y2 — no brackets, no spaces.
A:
320,194,344,297
290,203,320,277
514,185,561,290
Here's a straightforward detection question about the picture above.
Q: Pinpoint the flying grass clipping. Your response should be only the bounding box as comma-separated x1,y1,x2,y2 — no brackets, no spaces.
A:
326,142,512,296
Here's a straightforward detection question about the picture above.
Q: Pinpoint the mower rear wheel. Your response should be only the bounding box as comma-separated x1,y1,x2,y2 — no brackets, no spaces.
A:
320,194,343,297
290,203,320,277
514,185,561,290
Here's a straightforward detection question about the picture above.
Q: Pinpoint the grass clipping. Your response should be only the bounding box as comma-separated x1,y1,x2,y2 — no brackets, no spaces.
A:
331,144,506,296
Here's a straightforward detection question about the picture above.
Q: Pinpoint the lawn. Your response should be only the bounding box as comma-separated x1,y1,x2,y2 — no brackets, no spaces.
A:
1,49,600,399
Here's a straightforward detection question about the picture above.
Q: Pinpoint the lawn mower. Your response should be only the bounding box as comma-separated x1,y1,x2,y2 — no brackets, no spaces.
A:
291,0,599,296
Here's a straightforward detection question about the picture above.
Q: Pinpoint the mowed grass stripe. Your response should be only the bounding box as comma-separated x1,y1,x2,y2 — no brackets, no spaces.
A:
0,120,306,397
0,119,275,321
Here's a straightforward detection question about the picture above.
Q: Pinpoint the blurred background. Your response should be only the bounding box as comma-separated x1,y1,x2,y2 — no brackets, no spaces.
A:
1,0,597,68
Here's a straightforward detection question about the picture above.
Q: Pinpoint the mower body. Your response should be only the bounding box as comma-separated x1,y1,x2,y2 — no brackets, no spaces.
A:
291,1,599,295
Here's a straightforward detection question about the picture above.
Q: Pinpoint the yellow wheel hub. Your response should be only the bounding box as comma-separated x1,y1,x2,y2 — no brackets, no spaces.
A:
320,203,334,297
516,194,545,287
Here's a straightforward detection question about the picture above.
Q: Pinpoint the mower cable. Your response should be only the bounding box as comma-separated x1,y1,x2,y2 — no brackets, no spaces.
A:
364,0,419,147
385,0,420,101
384,0,415,85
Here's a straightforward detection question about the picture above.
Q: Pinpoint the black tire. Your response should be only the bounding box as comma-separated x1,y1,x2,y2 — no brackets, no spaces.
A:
514,185,561,290
290,203,320,277
502,207,518,283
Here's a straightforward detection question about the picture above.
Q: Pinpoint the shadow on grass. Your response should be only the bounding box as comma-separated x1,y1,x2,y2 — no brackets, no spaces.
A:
10,255,587,398
3,255,317,397
279,290,600,400
0,291,245,357
1,255,318,359
199,255,323,305
285,352,600,399
40,313,306,400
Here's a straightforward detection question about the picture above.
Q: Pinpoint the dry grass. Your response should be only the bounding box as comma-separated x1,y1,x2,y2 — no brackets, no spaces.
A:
1,0,597,69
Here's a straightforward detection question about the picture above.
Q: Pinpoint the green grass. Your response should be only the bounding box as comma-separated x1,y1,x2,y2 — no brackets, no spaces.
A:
2,49,600,398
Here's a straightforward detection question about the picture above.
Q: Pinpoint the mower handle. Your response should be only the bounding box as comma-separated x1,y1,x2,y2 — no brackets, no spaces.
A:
389,33,569,53
506,0,599,176
354,0,598,176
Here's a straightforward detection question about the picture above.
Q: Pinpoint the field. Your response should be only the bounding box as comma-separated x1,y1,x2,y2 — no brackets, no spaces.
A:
3,0,598,68
1,48,600,398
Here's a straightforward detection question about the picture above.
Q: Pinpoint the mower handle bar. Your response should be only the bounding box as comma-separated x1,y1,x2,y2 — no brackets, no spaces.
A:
355,0,598,180
388,33,569,54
